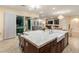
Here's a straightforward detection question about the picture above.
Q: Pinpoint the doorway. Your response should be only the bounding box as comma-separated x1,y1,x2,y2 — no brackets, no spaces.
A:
25,17,31,31
70,18,79,37
16,16,24,34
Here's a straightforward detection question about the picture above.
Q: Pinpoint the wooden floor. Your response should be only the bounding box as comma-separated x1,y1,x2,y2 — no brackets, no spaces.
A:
0,36,79,53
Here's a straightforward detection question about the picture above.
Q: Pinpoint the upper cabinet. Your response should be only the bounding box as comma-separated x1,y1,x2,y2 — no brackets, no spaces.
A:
46,18,68,30
46,18,60,29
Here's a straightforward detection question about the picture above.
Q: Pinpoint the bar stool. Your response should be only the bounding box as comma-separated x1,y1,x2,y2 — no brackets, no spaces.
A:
18,33,25,52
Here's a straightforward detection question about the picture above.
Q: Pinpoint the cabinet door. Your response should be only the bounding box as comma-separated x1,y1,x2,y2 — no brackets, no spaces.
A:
56,39,64,53
64,33,68,47
39,43,51,53
50,39,57,53
23,40,39,53
4,12,16,39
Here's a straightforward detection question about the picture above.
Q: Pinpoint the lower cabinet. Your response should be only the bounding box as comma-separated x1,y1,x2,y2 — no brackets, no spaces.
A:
23,40,39,53
20,34,68,53
56,33,68,53
64,33,69,48
23,39,57,53
50,39,57,53
56,39,64,53
39,39,58,53
39,43,51,53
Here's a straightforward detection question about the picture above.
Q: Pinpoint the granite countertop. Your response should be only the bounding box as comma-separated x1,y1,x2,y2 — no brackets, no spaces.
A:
21,30,68,48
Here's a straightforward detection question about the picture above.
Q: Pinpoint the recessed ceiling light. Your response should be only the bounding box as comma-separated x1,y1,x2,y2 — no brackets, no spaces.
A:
72,18,79,23
52,8,55,10
39,11,43,14
53,10,71,15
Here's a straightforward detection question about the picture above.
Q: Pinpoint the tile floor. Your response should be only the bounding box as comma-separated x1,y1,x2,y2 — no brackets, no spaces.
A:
0,36,79,53
0,37,21,53
63,37,79,53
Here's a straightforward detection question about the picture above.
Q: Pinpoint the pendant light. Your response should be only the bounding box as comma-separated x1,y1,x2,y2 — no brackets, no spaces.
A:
58,15,64,19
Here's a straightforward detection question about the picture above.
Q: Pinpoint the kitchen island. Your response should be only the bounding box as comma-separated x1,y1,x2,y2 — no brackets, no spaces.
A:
19,30,68,53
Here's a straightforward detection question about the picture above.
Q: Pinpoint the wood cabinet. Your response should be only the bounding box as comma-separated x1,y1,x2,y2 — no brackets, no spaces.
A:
46,18,60,29
64,33,69,48
56,33,68,53
50,39,57,53
23,40,39,53
39,43,51,53
19,33,68,53
22,38,57,53
56,39,64,53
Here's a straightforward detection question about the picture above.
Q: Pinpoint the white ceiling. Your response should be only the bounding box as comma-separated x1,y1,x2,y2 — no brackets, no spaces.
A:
31,5,79,17
1,5,79,17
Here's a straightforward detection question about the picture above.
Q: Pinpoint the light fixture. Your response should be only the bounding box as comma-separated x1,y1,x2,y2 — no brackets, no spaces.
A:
53,10,71,15
58,15,64,19
72,18,79,23
52,8,55,10
29,5,40,10
42,20,45,24
38,19,42,22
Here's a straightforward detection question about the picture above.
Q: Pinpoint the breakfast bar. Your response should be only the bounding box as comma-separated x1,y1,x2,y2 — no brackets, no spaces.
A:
19,30,68,53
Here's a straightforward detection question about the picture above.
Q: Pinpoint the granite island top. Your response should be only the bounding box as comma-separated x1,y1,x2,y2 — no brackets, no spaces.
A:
21,30,68,48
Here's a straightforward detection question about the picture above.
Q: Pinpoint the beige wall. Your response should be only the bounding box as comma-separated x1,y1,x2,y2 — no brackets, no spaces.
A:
66,16,79,37
57,16,79,37
0,8,4,40
0,7,39,40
